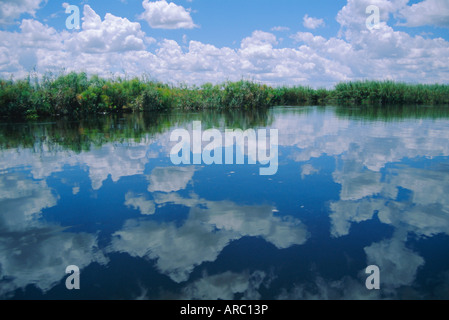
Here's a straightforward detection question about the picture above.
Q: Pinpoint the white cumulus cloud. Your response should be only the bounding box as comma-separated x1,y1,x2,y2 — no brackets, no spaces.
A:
139,0,197,29
398,0,449,28
65,5,150,53
1,1,449,87
303,14,325,29
0,0,44,26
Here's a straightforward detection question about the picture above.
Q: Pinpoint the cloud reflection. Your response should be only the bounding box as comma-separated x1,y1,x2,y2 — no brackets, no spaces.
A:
0,172,108,298
110,166,309,283
110,192,309,283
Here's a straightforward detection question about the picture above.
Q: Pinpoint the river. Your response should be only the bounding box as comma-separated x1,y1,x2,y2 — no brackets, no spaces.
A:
1,105,448,299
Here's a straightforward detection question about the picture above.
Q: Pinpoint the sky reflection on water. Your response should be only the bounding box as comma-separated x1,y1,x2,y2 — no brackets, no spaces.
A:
1,106,449,300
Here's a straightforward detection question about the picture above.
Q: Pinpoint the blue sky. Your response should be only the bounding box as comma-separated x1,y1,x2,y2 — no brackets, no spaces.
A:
0,0,448,87
14,0,348,47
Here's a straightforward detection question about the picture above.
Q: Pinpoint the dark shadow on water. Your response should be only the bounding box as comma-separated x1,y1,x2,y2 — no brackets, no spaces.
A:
335,104,449,122
0,107,274,152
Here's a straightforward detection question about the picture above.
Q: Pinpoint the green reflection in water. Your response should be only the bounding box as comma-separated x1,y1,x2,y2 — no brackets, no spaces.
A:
0,108,274,152
335,105,449,122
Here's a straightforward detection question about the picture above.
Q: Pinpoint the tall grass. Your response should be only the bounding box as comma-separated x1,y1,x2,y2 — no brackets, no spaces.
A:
0,72,448,119
333,80,449,105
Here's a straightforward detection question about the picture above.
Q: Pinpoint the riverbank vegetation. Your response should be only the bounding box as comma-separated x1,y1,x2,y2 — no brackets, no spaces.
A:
1,72,448,119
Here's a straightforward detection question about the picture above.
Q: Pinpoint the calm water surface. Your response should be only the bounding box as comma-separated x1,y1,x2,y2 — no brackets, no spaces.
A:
1,105,449,300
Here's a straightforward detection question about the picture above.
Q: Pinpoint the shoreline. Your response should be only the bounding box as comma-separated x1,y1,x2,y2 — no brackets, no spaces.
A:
1,72,449,120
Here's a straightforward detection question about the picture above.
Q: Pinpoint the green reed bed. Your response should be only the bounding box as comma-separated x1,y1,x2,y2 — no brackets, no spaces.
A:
0,72,448,119
333,80,449,105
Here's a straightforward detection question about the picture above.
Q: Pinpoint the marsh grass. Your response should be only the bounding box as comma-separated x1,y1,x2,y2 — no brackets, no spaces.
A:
334,80,449,106
1,72,448,119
